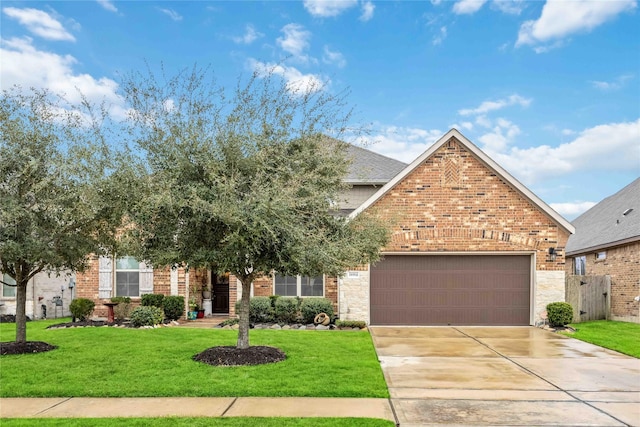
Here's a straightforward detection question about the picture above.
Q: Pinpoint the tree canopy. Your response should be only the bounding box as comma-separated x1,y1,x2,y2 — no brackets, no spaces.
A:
0,87,132,343
123,66,389,348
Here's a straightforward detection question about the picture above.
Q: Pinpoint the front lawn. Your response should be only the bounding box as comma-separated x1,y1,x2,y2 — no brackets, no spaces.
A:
565,320,640,358
0,319,388,398
1,418,395,427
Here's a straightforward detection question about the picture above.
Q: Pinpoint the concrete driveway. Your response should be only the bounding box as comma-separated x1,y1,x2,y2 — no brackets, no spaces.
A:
370,326,640,426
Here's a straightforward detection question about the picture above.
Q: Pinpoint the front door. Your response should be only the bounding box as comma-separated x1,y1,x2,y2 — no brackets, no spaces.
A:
212,273,229,313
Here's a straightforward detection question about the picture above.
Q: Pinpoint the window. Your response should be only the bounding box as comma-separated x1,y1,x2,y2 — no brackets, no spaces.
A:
2,274,16,298
595,251,607,261
274,275,324,297
116,256,140,297
574,256,586,275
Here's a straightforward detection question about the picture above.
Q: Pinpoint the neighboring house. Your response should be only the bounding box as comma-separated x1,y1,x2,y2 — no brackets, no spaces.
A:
565,178,640,323
0,271,74,319
76,129,574,326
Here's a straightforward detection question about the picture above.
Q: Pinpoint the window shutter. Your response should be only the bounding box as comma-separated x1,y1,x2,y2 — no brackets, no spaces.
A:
98,256,113,298
139,261,154,295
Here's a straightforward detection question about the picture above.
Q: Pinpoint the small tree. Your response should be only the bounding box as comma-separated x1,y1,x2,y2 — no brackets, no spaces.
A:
123,65,389,350
0,87,132,344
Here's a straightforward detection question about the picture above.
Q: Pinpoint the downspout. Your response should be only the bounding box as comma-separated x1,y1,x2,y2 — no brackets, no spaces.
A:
31,276,36,319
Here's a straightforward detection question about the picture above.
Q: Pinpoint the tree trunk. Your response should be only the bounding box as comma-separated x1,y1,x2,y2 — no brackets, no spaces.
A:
15,278,28,343
236,276,252,350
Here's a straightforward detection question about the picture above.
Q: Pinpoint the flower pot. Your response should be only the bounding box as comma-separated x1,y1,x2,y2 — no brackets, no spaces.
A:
202,291,212,299
187,311,198,320
197,310,205,319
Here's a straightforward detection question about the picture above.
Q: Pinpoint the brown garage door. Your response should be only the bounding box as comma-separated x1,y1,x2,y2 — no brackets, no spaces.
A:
370,255,531,326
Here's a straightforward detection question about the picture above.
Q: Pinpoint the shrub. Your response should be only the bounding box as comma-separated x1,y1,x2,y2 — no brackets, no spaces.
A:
269,294,280,308
547,302,574,327
69,298,95,321
130,306,165,327
236,296,273,323
275,297,300,324
162,296,185,321
141,293,165,308
111,296,132,320
300,298,334,324
335,320,366,329
220,318,239,327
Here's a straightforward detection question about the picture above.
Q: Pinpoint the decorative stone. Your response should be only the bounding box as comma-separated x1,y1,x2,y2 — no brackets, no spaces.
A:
298,325,306,330
270,324,281,330
232,324,239,329
315,324,328,330
223,325,232,329
282,325,290,330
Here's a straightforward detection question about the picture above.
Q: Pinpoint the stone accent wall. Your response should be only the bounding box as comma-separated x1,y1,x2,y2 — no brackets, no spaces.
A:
566,241,640,323
535,270,565,324
346,137,571,325
338,270,371,323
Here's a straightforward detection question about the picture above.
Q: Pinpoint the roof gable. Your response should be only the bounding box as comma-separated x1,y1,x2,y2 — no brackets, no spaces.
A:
349,128,575,234
566,177,640,254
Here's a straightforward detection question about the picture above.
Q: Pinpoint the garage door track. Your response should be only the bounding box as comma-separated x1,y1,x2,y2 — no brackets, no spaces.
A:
371,326,640,426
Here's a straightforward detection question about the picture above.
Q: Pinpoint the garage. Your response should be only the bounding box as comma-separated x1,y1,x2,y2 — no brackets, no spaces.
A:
370,254,531,326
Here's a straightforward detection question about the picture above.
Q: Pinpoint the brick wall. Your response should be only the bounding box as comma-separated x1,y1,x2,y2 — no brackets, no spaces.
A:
75,256,192,318
368,138,569,268
566,241,640,323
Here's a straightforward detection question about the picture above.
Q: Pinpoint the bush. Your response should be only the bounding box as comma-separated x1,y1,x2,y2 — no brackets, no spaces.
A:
162,296,185,321
141,293,165,308
111,296,132,320
235,296,273,323
547,302,574,327
130,306,165,327
69,298,95,321
335,320,366,329
300,298,334,324
275,297,300,324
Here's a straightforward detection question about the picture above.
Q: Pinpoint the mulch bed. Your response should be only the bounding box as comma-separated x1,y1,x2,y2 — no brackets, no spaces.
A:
46,320,128,329
193,345,286,366
1,341,58,356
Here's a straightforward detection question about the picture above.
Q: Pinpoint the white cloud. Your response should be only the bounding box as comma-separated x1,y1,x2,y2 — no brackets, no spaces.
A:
0,37,127,118
550,201,597,218
487,119,640,184
249,59,326,95
277,23,311,60
3,7,75,42
432,26,447,45
591,74,634,91
97,0,118,13
322,46,346,68
303,0,358,17
452,0,488,15
450,121,474,131
478,118,521,151
516,0,636,50
458,94,531,116
360,1,375,21
491,0,525,15
233,24,263,45
561,128,575,136
353,126,443,163
159,8,182,21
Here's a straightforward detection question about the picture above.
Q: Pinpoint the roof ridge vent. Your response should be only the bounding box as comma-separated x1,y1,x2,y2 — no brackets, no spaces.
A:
623,208,633,216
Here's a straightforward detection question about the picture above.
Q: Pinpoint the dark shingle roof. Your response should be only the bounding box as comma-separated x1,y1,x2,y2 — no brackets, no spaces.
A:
345,144,407,184
566,178,640,254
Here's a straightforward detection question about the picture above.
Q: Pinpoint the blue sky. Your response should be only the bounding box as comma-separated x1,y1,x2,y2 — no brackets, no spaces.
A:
1,0,639,220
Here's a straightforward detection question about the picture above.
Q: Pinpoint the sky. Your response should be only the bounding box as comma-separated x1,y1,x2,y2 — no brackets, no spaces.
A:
1,0,639,220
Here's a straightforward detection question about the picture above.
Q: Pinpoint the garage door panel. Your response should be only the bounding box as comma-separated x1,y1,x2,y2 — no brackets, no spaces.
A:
370,255,531,326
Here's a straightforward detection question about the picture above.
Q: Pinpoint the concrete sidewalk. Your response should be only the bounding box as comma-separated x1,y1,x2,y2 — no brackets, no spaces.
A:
0,397,397,421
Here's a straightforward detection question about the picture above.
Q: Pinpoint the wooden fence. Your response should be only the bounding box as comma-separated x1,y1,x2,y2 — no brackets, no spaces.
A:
565,275,611,323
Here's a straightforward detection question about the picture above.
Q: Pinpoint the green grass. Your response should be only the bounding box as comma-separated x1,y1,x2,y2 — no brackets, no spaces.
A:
564,320,640,358
0,418,395,427
0,318,388,398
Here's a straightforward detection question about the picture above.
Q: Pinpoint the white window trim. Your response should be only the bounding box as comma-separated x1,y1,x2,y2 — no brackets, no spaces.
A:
273,274,325,297
115,257,141,298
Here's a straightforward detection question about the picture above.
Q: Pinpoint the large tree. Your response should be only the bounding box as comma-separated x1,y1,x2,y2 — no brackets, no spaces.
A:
123,66,389,349
0,87,132,344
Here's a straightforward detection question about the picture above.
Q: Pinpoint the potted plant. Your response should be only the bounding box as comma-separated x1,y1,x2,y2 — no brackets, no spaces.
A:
188,295,198,320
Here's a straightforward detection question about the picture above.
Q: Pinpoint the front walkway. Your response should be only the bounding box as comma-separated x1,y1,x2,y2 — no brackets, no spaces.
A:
371,326,640,426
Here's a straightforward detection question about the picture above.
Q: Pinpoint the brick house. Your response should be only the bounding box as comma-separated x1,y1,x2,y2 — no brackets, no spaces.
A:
76,129,574,325
0,271,74,319
565,178,640,323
